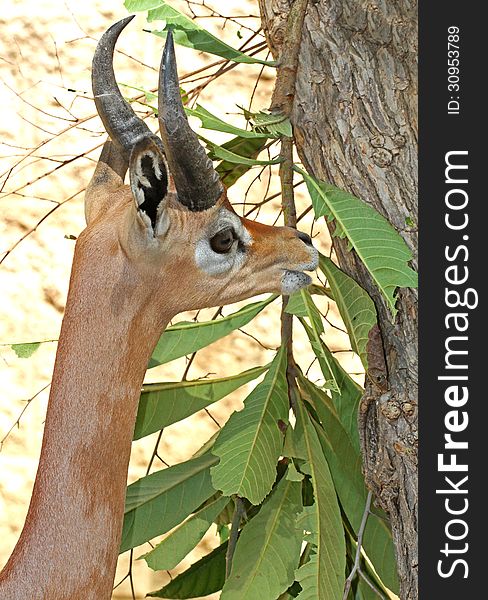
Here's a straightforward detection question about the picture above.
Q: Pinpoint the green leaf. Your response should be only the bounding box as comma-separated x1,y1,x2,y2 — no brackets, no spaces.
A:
221,473,303,600
141,495,229,571
293,400,346,600
149,541,228,598
319,254,376,369
187,104,267,138
251,110,293,137
125,0,164,10
286,462,304,482
300,377,399,594
294,553,320,600
296,506,316,544
120,453,218,553
146,3,274,66
149,296,275,367
218,523,230,543
304,334,363,451
134,365,268,440
11,342,42,358
211,347,288,505
216,135,269,187
283,425,301,462
286,290,338,392
284,292,308,317
297,168,418,318
206,138,281,166
286,291,324,328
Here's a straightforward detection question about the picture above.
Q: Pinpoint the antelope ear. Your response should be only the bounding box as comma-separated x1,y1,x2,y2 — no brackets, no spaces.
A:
85,141,128,225
129,137,169,231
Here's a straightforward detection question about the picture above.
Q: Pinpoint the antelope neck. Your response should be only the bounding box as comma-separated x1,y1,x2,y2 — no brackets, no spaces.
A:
0,255,171,600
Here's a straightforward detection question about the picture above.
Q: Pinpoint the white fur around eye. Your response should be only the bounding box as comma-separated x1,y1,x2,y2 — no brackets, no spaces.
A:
195,238,239,275
195,208,251,275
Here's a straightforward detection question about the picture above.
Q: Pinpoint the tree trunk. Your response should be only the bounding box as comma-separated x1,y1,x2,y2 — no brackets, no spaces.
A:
259,1,418,598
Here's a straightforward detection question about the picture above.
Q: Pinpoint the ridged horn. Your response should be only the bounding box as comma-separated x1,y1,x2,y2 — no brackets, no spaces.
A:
158,29,223,211
92,16,159,156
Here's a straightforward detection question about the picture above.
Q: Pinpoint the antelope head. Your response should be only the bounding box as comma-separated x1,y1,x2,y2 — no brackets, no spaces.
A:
85,16,318,318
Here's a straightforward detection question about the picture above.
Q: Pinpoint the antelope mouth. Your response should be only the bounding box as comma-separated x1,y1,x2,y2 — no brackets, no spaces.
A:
280,247,318,294
281,270,313,295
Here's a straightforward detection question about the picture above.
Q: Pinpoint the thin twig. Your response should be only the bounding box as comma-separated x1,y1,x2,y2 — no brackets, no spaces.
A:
203,408,221,428
0,383,51,451
358,569,387,599
187,41,268,101
184,0,262,33
238,327,276,351
145,429,167,476
2,79,76,123
342,491,373,600
241,181,303,217
0,188,84,266
248,52,270,114
182,305,222,381
112,549,136,600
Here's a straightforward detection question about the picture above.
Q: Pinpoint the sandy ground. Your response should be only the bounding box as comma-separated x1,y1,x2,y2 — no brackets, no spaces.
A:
0,1,361,598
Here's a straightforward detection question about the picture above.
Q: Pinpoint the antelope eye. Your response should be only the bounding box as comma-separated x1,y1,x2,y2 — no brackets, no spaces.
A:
210,227,236,254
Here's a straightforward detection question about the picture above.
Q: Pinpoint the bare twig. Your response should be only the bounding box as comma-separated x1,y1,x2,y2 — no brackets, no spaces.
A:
2,79,77,122
241,181,303,218
145,429,169,476
0,383,51,452
358,569,387,599
238,327,276,351
112,548,136,600
248,52,270,114
187,41,268,102
0,188,84,266
184,0,262,33
203,408,221,428
342,491,385,600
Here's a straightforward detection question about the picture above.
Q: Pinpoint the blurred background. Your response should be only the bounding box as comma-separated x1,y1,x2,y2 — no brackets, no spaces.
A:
0,1,360,597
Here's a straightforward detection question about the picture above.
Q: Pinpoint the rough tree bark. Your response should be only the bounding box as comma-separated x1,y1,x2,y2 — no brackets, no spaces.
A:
259,1,418,598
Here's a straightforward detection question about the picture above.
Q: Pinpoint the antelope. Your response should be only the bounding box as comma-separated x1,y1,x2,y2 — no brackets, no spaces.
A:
0,16,317,599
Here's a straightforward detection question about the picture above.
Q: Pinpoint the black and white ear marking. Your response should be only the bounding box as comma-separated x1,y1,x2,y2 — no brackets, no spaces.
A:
129,137,168,230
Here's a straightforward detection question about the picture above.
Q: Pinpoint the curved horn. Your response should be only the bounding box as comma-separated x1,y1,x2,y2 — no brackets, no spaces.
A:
92,16,158,156
158,30,223,211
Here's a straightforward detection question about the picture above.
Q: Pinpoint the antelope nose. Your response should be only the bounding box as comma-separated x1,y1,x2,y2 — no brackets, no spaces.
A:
296,230,313,246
